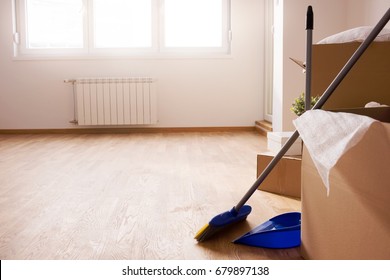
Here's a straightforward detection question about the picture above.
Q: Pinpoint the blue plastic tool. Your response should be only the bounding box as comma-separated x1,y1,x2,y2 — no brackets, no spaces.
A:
232,212,301,249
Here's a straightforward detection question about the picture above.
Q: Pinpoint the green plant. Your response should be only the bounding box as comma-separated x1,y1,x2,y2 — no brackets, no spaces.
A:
291,93,320,116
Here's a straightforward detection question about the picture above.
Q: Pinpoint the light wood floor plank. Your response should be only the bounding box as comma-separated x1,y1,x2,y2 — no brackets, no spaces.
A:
0,132,301,260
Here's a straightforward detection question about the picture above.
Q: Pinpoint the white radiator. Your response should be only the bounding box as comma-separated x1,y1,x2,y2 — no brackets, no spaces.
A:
68,77,157,125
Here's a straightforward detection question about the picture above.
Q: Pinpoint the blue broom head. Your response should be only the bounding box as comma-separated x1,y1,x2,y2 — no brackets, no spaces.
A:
209,205,252,227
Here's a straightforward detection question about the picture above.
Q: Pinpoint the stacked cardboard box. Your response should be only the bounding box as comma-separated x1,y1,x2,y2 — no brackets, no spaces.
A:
311,42,390,109
301,112,390,259
300,41,390,259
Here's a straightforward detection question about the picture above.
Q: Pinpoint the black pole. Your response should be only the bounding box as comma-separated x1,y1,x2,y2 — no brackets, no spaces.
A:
305,6,313,111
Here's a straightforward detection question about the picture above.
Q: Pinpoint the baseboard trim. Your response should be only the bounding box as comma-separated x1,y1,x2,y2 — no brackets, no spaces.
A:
0,126,256,135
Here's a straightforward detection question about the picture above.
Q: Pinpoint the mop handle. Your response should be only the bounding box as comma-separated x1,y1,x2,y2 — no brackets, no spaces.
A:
234,7,390,212
305,6,313,111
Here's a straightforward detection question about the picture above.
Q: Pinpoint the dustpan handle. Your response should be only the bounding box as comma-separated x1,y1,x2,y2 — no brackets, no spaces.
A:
305,6,313,111
234,7,390,212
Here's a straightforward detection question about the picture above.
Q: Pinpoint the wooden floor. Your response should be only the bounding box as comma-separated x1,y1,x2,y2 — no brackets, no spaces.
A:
0,131,301,260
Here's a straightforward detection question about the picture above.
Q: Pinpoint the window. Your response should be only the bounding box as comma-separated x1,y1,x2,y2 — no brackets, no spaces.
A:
93,0,152,48
13,0,231,58
25,0,83,49
164,0,223,48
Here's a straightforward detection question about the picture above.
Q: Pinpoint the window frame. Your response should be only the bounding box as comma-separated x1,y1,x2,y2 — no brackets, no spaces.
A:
13,0,232,59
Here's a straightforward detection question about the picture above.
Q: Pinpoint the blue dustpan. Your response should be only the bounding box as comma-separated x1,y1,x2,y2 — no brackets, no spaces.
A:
232,212,301,249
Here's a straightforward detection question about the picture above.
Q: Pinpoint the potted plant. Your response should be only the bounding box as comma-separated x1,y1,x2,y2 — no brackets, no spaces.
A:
291,93,320,116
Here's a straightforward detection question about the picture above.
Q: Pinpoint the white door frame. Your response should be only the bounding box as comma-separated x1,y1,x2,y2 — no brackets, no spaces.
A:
263,0,274,123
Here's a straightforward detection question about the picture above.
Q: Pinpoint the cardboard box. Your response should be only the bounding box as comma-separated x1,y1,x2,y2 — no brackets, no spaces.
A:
267,131,302,156
311,42,390,109
257,152,301,198
301,119,390,259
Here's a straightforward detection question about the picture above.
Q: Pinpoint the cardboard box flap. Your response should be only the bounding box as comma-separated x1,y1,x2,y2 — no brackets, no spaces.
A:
330,106,390,123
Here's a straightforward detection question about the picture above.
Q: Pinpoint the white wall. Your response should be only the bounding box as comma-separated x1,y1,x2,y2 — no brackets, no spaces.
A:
0,0,265,129
272,0,389,132
347,0,390,29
